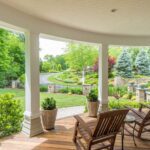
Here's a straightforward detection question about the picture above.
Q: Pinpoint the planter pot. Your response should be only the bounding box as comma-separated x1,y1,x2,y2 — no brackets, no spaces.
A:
41,108,57,130
87,101,99,117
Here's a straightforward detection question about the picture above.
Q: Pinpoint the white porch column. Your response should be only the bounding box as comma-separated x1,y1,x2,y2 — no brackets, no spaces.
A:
22,31,43,136
98,44,109,111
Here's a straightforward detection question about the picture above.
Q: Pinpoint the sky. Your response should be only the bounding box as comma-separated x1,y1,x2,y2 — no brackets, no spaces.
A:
39,38,68,60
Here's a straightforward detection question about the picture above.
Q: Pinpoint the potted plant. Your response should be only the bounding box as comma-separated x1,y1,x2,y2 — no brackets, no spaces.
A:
86,89,99,117
41,97,57,130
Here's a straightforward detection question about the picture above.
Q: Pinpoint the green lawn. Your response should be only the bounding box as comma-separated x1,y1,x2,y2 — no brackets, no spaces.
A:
48,75,82,87
0,88,86,108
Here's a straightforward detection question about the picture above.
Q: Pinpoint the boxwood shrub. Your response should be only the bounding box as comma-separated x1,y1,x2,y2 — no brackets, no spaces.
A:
0,94,23,137
109,98,150,109
40,85,48,92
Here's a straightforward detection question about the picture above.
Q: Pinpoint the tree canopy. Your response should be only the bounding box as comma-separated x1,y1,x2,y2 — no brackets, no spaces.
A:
135,50,150,76
115,48,133,78
65,43,98,71
0,28,25,87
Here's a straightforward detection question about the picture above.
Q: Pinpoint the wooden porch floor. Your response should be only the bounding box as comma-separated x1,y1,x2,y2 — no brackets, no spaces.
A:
0,115,150,150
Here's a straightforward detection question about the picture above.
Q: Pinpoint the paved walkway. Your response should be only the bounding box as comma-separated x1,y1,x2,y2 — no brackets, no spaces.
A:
40,73,58,84
57,106,85,119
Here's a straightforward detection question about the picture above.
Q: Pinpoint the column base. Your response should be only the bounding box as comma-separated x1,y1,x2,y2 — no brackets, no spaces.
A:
22,115,43,137
99,103,109,112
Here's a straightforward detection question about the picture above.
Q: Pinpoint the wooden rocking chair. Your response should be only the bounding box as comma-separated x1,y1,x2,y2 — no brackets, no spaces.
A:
73,109,129,150
126,103,150,139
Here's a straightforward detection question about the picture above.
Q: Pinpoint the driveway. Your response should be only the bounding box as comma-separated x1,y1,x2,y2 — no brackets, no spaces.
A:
40,73,56,84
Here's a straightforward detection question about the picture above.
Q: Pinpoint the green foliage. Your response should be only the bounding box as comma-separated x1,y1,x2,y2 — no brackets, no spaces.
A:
108,85,127,98
109,98,150,109
59,88,69,93
65,43,98,72
0,28,25,87
41,97,56,110
87,88,98,102
41,55,67,72
58,87,82,95
40,85,48,92
54,71,80,84
70,88,82,95
19,74,25,86
0,93,23,137
109,99,140,109
85,73,98,84
135,50,150,75
109,46,122,58
115,49,133,78
128,47,140,69
122,92,133,100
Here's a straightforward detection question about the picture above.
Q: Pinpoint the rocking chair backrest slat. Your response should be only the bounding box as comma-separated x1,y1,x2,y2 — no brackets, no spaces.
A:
93,109,129,138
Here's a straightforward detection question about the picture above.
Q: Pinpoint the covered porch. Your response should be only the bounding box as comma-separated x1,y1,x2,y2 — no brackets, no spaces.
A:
0,1,150,150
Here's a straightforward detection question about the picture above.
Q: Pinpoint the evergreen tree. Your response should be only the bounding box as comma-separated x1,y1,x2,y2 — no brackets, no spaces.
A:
115,48,132,78
135,50,150,75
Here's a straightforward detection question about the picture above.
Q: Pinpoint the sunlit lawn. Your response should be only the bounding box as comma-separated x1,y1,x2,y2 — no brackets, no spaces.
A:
0,88,86,108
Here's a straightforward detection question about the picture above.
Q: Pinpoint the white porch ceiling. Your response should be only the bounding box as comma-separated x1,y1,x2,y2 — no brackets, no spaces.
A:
0,0,150,36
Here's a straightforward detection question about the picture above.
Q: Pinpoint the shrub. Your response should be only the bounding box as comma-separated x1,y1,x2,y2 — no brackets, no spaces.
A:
40,85,48,92
59,87,82,95
41,97,56,110
59,88,69,93
87,88,98,102
122,92,133,100
0,94,23,137
70,88,82,95
131,96,136,101
109,99,140,109
108,85,127,97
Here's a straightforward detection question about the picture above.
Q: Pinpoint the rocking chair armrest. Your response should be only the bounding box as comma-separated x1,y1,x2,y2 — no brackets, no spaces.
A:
74,115,93,137
126,106,145,119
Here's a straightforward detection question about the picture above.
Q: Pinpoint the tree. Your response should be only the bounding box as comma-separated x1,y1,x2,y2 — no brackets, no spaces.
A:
41,54,67,72
0,29,10,87
65,43,98,71
93,56,116,76
135,50,150,75
115,48,132,78
0,28,25,87
7,32,25,80
65,43,98,84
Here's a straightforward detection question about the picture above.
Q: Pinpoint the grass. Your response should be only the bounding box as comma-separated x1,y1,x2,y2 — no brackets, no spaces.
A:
0,88,86,108
48,75,82,87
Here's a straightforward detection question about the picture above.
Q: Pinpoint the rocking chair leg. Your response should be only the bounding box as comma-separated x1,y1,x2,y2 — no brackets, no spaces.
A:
73,122,79,143
110,136,116,150
137,126,143,139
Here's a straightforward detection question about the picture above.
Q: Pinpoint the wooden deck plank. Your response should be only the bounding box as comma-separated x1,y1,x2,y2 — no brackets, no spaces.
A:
0,115,150,150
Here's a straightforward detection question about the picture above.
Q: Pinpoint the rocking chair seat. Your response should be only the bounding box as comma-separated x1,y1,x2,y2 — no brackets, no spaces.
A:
78,120,97,142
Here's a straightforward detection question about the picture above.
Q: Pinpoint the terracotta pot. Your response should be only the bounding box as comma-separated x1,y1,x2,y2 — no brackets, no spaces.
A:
41,108,57,130
87,101,99,117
